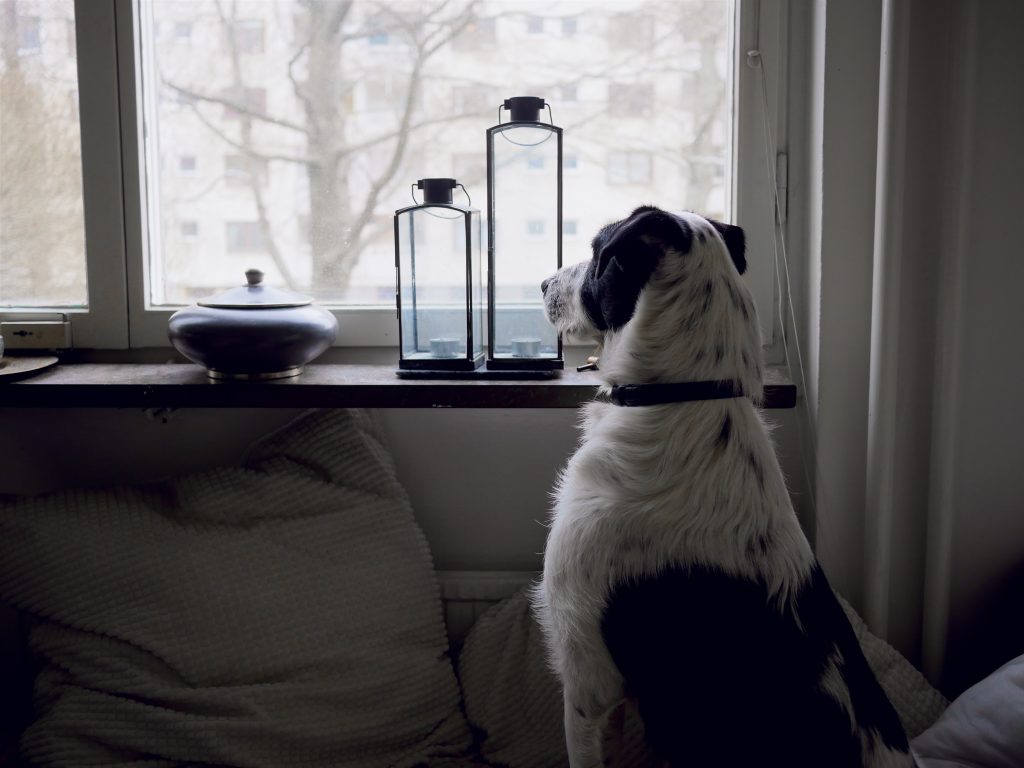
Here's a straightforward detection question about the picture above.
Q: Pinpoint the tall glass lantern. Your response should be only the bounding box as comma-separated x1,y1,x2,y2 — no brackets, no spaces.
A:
486,96,564,371
395,178,484,373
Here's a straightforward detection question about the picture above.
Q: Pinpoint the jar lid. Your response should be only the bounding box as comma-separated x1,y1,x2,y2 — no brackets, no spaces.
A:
197,270,313,309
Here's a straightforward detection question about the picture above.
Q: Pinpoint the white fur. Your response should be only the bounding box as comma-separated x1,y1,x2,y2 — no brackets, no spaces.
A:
532,211,908,767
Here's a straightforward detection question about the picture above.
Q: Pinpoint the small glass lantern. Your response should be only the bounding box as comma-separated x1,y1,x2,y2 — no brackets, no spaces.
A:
395,177,484,373
486,96,564,371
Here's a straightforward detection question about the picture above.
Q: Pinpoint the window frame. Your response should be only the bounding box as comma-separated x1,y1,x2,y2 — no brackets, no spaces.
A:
2,0,785,353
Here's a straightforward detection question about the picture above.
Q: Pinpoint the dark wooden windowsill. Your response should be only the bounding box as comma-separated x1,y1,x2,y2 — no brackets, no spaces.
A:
2,362,796,409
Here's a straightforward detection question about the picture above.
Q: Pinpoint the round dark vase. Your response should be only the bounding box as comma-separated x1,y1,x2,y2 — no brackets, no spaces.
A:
168,270,338,379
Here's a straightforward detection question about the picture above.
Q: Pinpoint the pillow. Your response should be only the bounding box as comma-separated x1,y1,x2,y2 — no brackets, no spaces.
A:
0,409,471,767
912,654,1024,768
458,587,948,767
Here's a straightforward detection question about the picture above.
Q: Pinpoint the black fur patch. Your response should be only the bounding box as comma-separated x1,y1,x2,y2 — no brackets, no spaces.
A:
708,218,747,275
582,208,693,331
600,564,908,767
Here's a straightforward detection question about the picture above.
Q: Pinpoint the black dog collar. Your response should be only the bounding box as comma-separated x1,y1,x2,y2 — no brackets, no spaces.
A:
602,380,745,407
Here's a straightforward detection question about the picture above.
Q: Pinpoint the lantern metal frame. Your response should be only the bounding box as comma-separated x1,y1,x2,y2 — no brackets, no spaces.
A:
394,182,484,372
485,99,564,372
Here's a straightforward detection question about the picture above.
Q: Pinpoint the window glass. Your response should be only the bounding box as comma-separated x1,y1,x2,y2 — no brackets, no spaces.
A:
1,0,87,308
138,0,731,306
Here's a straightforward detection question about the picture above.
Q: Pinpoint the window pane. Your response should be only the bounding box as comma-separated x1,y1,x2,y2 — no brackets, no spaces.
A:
0,0,87,308
139,0,732,307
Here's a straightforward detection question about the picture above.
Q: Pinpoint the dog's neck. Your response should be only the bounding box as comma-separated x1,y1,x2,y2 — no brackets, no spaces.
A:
595,247,765,403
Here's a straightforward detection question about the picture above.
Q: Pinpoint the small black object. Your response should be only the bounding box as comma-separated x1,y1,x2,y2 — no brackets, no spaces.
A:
417,178,457,205
504,96,546,122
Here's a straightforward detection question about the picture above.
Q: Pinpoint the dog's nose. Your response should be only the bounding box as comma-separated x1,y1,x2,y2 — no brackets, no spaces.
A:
541,277,551,294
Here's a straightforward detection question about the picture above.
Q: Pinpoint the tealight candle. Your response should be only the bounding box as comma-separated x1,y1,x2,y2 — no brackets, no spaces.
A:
511,337,541,357
429,338,460,358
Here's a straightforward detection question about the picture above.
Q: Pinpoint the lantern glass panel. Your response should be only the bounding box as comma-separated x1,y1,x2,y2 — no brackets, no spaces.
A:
489,124,560,361
396,206,478,363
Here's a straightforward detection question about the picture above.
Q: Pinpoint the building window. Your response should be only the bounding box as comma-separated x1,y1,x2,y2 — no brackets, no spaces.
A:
607,151,652,185
527,155,545,171
562,17,578,37
453,17,496,50
232,19,265,54
181,221,199,239
563,220,578,236
225,222,266,253
608,14,654,51
527,16,544,34
564,154,579,170
223,87,267,119
178,155,197,173
17,16,41,53
453,84,491,115
224,154,267,186
526,220,546,236
173,21,192,41
608,82,654,117
368,31,389,45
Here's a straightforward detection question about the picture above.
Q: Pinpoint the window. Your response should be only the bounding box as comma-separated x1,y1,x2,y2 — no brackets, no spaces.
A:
526,220,546,236
452,16,496,50
222,87,266,119
608,14,653,51
231,20,264,54
608,82,654,117
17,15,41,53
1,1,87,310
607,151,652,185
527,155,545,171
225,222,266,253
2,0,782,351
224,154,267,186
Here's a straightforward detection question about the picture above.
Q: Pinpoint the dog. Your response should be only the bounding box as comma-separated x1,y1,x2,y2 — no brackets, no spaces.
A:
532,206,911,767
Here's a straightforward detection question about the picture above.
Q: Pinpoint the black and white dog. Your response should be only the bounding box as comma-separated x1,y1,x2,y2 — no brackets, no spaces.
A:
533,207,911,767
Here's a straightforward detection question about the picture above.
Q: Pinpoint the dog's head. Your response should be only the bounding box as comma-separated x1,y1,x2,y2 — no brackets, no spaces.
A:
542,206,762,397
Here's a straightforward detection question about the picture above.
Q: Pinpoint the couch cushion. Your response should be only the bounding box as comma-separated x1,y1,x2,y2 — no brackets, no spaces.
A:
0,409,471,767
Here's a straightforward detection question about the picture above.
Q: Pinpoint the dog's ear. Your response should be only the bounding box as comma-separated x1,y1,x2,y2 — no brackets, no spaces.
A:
708,219,747,275
589,210,692,330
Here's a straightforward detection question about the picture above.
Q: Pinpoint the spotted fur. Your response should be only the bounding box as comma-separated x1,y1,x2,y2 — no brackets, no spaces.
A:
532,208,910,767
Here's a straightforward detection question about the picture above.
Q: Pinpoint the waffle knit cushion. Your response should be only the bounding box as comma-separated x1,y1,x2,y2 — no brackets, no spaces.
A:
458,587,948,768
0,409,471,767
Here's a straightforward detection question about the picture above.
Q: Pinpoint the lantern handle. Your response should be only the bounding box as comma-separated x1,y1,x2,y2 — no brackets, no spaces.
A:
410,182,472,209
497,101,555,127
495,101,556,148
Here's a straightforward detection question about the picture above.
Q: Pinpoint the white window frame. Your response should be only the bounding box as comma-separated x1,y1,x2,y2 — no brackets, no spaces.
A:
2,0,786,353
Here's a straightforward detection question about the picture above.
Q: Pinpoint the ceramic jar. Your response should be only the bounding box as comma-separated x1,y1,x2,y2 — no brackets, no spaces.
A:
168,269,337,379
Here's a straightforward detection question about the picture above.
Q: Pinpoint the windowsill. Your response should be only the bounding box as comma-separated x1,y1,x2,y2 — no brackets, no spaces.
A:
3,355,796,409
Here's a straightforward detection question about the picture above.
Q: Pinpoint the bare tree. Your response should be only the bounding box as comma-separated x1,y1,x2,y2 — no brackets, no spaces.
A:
0,0,86,306
166,0,482,295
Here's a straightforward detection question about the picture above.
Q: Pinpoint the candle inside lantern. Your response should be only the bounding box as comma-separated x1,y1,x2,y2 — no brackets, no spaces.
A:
429,338,460,358
511,337,541,357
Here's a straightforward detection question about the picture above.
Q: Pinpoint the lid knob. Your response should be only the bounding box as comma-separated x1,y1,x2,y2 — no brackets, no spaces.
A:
245,269,264,286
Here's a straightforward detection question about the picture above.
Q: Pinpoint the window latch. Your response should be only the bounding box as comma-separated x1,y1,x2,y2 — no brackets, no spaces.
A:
0,316,72,349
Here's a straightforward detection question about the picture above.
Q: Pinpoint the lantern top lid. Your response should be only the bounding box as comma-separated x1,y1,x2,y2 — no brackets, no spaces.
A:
417,177,458,205
503,96,547,123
